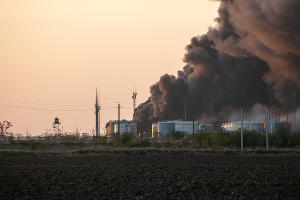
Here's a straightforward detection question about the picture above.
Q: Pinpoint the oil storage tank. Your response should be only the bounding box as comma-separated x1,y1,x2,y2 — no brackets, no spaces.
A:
152,120,213,138
222,121,264,133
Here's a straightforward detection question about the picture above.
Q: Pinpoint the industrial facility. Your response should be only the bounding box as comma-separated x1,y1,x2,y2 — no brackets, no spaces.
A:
222,121,264,133
265,121,291,134
222,120,291,134
105,120,137,138
152,120,213,138
96,87,296,140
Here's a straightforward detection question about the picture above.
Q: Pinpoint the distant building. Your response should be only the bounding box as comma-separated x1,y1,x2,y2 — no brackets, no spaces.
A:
264,121,291,134
222,121,264,133
152,120,213,138
222,121,291,134
105,120,137,138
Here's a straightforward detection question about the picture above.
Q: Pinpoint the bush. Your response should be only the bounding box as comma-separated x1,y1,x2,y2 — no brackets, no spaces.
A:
182,135,193,147
128,139,151,147
94,136,107,145
288,132,300,147
268,129,300,147
151,141,161,148
59,134,80,141
215,131,231,147
28,141,45,150
166,131,186,140
194,133,207,147
192,130,264,149
161,141,174,148
270,129,289,147
110,136,120,146
243,130,265,148
120,133,133,145
229,131,241,148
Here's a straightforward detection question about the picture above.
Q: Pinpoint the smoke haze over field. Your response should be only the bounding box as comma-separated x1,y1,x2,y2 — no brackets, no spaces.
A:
134,0,300,130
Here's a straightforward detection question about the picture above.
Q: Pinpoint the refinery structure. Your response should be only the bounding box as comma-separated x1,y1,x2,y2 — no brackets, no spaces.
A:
222,121,291,134
101,87,294,138
92,88,296,138
19,88,295,139
105,120,137,138
152,120,213,138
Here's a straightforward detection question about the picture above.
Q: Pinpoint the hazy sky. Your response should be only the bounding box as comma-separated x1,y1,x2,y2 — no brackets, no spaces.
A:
0,0,219,135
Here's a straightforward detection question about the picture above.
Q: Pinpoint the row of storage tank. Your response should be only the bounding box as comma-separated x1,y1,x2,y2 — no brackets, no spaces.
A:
152,120,213,137
221,121,291,134
105,120,213,138
105,119,291,138
152,120,291,137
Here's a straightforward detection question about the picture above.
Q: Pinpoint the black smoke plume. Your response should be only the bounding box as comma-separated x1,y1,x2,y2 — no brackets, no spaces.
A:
134,0,300,131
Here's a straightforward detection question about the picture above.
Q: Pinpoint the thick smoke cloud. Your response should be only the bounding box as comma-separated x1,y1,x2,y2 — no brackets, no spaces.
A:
134,0,300,130
209,0,300,108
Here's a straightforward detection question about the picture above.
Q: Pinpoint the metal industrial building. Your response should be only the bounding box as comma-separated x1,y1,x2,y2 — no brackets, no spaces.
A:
152,120,213,138
222,121,291,134
265,121,291,134
222,121,264,133
105,120,137,138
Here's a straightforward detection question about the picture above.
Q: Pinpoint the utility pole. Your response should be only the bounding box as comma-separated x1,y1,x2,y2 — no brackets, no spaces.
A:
95,88,101,137
26,129,29,140
117,102,121,143
210,93,214,123
132,91,137,120
192,118,195,135
184,103,187,121
292,93,296,133
265,106,269,151
192,110,195,147
240,106,244,151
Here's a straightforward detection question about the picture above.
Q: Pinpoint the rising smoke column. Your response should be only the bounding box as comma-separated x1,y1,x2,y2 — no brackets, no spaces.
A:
134,0,300,130
208,0,300,109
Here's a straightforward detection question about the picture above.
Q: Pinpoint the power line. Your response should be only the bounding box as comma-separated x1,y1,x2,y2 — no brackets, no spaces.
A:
0,102,94,112
101,107,118,110
0,97,129,107
0,98,93,107
0,102,127,112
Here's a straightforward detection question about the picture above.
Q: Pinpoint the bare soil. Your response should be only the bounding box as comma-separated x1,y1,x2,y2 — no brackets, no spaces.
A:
0,151,299,199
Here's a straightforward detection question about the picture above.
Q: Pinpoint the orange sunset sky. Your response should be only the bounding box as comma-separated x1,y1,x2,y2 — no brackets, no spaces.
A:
0,0,220,135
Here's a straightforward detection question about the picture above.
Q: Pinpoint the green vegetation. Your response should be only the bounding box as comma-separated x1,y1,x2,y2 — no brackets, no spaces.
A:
128,139,151,147
28,140,45,150
269,129,300,147
120,133,134,145
166,131,186,140
149,129,300,149
188,129,300,149
93,136,107,145
0,130,299,151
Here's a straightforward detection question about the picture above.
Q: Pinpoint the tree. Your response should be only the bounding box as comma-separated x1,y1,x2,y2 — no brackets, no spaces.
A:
0,121,13,137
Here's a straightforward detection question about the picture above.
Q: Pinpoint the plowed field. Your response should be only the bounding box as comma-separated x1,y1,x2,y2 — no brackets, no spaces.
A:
0,151,299,199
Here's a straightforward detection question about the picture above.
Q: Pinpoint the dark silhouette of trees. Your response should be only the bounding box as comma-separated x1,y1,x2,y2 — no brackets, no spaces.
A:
0,121,13,137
